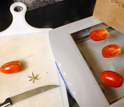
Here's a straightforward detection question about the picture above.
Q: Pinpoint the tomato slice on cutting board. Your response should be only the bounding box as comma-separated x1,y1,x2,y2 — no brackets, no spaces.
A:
0,61,22,74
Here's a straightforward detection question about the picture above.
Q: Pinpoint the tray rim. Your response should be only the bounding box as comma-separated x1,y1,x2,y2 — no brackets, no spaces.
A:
49,16,124,107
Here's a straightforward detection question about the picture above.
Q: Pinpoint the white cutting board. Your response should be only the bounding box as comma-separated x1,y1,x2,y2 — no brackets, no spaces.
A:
0,2,68,107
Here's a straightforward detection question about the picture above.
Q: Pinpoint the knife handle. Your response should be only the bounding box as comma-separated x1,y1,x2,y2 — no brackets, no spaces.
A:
0,98,12,107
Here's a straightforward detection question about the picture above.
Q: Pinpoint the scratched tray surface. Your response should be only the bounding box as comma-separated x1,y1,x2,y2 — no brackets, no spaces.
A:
71,23,124,104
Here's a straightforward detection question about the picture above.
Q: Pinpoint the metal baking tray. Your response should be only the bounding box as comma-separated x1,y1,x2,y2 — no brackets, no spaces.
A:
49,16,124,107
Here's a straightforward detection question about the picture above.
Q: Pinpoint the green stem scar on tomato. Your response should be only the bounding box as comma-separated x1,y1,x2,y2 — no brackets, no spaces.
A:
102,44,121,58
100,70,123,88
0,61,22,74
89,29,109,41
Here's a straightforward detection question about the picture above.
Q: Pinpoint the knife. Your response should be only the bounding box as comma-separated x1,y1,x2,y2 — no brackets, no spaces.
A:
0,85,59,107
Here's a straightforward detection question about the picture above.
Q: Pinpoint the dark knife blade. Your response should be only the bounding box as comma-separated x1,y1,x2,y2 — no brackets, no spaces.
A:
0,85,59,107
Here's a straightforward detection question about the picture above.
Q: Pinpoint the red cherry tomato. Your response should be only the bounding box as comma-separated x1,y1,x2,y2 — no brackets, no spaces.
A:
0,61,22,74
100,70,123,88
89,29,109,41
102,44,121,58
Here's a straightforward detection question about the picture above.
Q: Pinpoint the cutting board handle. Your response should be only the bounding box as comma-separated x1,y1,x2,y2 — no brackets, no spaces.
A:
0,2,52,36
10,2,27,26
7,2,34,33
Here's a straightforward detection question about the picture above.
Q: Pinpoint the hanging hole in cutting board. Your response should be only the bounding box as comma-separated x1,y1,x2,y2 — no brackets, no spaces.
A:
14,6,23,12
10,2,27,15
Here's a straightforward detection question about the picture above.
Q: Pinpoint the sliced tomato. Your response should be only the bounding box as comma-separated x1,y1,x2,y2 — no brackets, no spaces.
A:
100,70,123,88
0,61,22,74
89,29,109,41
102,44,121,58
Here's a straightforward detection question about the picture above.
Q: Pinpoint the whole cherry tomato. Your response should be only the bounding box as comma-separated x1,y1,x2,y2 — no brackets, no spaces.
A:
0,61,22,74
89,29,109,41
102,44,121,58
100,70,123,88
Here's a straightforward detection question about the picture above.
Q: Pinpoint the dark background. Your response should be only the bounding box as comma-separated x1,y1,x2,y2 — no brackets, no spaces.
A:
0,0,96,106
0,0,96,32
